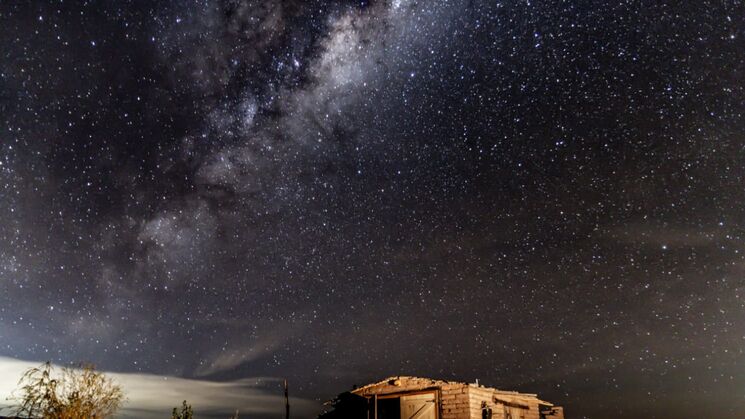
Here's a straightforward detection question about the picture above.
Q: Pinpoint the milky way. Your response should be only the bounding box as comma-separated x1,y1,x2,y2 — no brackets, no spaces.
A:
1,1,744,418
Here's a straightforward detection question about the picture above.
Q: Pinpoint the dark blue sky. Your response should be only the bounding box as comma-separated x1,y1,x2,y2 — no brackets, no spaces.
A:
0,1,744,418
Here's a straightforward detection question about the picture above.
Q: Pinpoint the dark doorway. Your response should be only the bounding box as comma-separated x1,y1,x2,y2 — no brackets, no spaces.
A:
377,397,400,419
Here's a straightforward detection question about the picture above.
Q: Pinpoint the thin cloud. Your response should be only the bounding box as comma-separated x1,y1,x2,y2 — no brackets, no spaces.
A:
0,356,319,419
600,223,726,248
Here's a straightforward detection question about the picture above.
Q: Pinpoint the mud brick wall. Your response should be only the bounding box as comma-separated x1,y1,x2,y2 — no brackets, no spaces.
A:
439,383,471,419
466,384,553,419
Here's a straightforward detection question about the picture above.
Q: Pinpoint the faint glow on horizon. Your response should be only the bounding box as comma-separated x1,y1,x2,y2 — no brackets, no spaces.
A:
0,357,318,419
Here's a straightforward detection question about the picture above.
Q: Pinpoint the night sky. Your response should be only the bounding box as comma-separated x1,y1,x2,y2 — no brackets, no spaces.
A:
0,1,744,418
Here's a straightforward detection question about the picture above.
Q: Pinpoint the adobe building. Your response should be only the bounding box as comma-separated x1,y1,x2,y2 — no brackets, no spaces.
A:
349,376,565,419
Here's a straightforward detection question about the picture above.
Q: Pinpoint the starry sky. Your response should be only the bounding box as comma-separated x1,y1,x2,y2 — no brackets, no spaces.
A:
0,0,744,418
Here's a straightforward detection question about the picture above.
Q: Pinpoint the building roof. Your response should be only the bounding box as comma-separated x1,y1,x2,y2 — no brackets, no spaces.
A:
351,376,453,393
351,376,554,406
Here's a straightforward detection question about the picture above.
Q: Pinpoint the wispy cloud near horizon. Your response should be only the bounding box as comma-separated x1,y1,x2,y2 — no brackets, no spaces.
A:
0,356,319,419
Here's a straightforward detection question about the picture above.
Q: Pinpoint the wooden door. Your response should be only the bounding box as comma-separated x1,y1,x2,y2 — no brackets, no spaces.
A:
400,393,436,419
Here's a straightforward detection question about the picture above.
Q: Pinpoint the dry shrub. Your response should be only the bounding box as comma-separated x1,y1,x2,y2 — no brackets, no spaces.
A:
12,362,124,419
